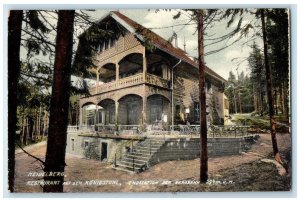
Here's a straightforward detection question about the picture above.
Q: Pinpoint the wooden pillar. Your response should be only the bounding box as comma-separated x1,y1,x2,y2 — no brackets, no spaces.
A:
79,107,83,126
116,63,119,82
94,105,98,125
142,96,147,125
96,70,99,94
143,49,147,82
115,100,119,132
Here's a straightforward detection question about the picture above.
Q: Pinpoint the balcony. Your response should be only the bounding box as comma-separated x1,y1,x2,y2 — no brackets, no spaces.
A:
89,73,169,95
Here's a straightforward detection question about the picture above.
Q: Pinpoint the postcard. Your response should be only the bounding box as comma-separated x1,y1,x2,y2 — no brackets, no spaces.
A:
7,8,292,193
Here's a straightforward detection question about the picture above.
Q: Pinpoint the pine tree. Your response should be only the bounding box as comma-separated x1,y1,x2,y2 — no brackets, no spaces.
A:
260,9,282,163
8,10,23,193
43,10,75,192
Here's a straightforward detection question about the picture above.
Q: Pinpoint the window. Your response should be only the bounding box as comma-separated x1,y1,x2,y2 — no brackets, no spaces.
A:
148,65,163,78
150,98,163,123
110,38,116,47
108,104,115,124
97,110,102,124
71,138,75,152
84,140,89,149
206,81,212,93
194,102,200,123
86,110,95,126
105,40,109,50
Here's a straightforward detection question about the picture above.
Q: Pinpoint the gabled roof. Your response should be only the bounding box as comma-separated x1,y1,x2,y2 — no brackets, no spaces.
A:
109,11,226,83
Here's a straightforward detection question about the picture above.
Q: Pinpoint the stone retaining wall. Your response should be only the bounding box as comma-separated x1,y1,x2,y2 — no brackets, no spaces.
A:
148,136,258,166
66,132,258,165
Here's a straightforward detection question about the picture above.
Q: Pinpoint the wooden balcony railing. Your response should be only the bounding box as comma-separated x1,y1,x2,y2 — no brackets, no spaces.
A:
89,73,169,95
146,73,169,88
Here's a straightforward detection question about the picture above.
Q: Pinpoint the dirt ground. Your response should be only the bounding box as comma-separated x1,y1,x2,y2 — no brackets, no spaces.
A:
14,133,292,193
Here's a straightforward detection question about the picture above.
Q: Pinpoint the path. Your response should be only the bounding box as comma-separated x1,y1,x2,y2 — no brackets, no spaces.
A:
14,132,291,192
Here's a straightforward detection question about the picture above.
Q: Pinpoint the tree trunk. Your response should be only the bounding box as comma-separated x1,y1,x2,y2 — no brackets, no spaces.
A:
21,113,25,144
197,10,208,183
260,9,281,162
24,117,29,145
274,90,278,116
253,85,258,112
283,80,289,120
43,10,75,192
33,108,37,142
8,10,23,192
42,110,47,139
280,84,285,115
238,88,242,113
233,89,237,114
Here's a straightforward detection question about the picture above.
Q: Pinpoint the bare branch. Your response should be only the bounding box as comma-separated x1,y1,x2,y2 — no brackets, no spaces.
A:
16,143,45,165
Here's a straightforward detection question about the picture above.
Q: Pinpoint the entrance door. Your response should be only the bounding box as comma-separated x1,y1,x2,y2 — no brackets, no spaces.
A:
127,101,138,125
150,98,163,123
101,142,108,161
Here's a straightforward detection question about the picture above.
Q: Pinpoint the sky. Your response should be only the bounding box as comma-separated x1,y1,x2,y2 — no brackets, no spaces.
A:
18,9,264,81
84,9,263,80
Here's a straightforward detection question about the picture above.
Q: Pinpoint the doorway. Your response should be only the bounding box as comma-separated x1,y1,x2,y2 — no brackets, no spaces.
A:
127,101,139,125
101,142,108,161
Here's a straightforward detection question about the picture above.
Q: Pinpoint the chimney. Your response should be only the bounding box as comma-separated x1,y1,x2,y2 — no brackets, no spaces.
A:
171,32,178,48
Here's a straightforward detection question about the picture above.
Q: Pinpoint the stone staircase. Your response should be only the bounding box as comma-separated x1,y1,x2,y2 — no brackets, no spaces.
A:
113,138,165,173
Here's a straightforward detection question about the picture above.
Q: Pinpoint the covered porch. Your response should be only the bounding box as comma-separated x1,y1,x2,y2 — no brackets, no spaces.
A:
78,94,171,135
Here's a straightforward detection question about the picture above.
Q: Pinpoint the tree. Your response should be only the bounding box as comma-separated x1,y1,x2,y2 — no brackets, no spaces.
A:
8,10,23,193
225,71,238,114
248,42,265,116
43,10,75,192
197,10,208,183
267,9,289,119
260,9,281,163
169,9,250,183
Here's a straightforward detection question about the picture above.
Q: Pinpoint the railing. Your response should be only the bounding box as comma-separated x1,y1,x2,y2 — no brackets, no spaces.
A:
118,125,143,135
96,124,115,134
89,73,170,95
67,126,79,132
146,73,169,89
68,125,95,132
89,73,144,95
69,124,251,138
170,125,251,138
117,74,143,88
208,125,251,138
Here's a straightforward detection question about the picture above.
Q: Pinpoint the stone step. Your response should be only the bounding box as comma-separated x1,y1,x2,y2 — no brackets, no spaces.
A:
133,145,160,150
139,142,164,146
113,166,134,173
116,162,143,172
132,147,160,152
122,157,148,164
118,160,145,167
113,138,166,173
129,152,152,156
124,154,150,160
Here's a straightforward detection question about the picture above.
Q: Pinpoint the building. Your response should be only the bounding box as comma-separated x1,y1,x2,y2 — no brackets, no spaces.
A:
66,11,236,171
78,11,227,131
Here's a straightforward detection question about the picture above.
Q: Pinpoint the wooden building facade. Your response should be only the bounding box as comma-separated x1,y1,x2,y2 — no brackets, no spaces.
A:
78,11,228,132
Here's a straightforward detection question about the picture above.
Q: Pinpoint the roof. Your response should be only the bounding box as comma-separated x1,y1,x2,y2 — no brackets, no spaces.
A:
110,11,226,83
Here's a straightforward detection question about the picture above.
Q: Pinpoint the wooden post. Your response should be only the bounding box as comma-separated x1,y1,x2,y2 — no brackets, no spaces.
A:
143,48,147,82
96,70,99,94
115,100,119,132
116,63,119,83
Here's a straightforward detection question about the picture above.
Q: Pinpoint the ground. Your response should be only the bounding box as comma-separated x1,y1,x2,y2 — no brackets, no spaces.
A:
14,132,291,193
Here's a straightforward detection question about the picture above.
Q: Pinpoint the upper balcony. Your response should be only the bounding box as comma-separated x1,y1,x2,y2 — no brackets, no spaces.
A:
89,49,171,96
89,73,169,95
